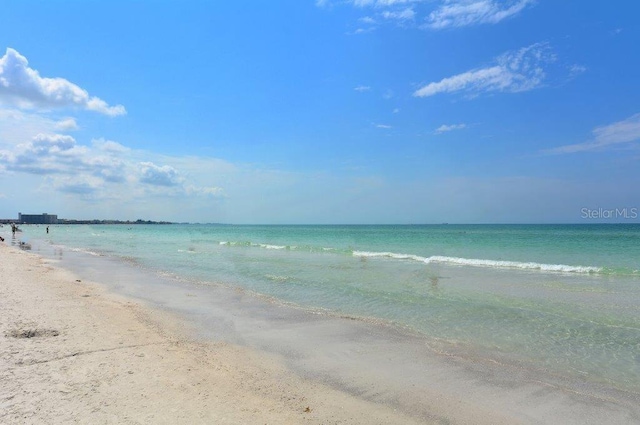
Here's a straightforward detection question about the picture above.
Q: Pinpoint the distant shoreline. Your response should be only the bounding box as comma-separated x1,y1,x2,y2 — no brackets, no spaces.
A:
0,219,174,225
56,219,175,225
3,220,640,226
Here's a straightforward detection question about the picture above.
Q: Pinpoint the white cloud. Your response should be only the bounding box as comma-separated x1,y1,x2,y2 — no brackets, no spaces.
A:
426,0,535,30
378,0,415,5
593,114,640,146
0,48,125,116
414,43,554,97
139,162,183,187
353,0,417,6
0,133,121,177
415,66,504,97
354,85,371,92
359,16,377,24
92,138,130,153
328,0,534,32
30,133,76,151
352,0,416,7
0,131,227,200
55,117,78,131
545,113,640,154
0,110,242,221
376,123,392,129
352,28,375,35
0,108,66,147
382,8,415,20
435,123,467,133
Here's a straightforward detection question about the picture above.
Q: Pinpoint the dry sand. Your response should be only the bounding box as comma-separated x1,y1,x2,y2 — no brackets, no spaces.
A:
0,243,520,424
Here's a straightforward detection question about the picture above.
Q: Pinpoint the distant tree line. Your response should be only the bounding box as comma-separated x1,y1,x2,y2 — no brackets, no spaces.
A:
57,219,174,225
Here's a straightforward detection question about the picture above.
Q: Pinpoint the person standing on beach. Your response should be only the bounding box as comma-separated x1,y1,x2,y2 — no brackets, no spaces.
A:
46,226,49,234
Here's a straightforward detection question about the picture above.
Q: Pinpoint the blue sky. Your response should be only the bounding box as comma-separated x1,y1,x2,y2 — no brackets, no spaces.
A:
1,0,639,223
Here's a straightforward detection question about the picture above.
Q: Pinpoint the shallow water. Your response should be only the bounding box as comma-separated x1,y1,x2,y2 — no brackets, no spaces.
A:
7,223,640,397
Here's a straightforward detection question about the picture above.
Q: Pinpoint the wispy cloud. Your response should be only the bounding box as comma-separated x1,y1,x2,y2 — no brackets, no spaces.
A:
382,8,415,20
435,123,467,133
0,48,125,116
321,0,534,32
376,123,392,129
353,0,419,7
545,113,640,154
354,85,372,92
414,43,554,98
569,64,587,79
359,16,377,24
351,27,376,35
426,0,535,30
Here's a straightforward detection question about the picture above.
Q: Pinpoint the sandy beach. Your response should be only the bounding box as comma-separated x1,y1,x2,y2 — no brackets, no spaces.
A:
1,242,525,424
4,235,640,425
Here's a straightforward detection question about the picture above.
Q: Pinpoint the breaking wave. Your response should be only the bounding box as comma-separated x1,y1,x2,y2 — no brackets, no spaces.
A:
352,251,602,274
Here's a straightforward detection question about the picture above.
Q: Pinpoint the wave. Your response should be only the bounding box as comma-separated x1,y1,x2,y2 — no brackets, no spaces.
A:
219,241,289,250
219,240,343,254
216,240,624,275
352,251,602,274
72,248,103,257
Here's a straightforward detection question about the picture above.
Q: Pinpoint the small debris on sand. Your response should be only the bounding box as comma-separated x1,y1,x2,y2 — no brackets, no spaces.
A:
7,328,60,339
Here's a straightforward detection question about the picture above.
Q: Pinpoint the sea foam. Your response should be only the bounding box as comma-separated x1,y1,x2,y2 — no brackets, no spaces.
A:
352,251,601,274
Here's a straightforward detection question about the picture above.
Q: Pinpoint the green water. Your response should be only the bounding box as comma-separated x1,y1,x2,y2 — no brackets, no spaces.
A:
10,223,640,392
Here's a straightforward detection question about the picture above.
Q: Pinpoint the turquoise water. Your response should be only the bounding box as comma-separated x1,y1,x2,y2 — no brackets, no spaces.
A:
9,224,640,393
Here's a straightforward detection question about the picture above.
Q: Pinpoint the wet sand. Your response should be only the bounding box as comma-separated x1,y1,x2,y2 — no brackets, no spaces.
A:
2,241,639,424
0,242,514,424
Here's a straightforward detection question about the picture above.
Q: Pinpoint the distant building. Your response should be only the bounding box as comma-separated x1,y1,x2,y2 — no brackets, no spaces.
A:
18,213,58,224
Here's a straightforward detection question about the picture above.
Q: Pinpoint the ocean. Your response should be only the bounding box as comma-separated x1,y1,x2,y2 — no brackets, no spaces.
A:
6,223,640,397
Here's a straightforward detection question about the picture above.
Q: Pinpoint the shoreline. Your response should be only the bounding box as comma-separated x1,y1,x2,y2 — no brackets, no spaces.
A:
0,242,507,424
0,243,431,424
2,240,640,424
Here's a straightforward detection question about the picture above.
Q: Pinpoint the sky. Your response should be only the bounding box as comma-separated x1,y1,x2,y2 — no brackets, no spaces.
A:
0,0,639,224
